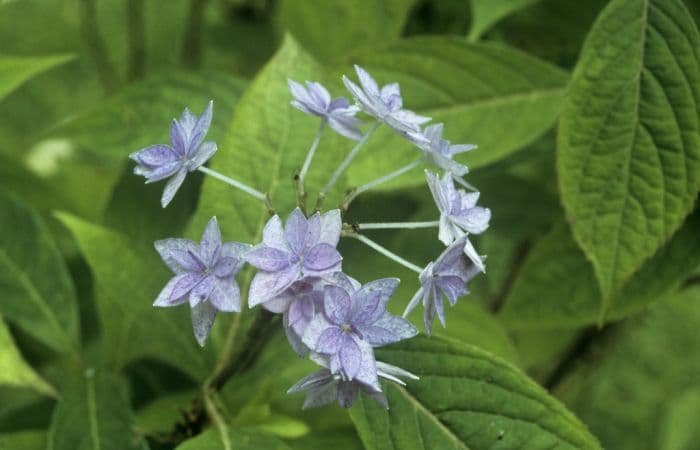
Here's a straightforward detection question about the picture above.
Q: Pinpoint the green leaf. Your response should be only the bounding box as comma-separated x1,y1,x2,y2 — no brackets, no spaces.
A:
554,287,700,450
53,71,245,160
0,430,46,450
57,214,212,379
350,337,600,450
284,429,363,450
276,0,417,61
175,428,291,450
659,387,700,450
337,38,568,191
557,0,700,308
467,0,541,41
47,369,143,450
0,316,55,396
0,191,78,353
0,53,73,102
192,35,325,241
499,209,700,329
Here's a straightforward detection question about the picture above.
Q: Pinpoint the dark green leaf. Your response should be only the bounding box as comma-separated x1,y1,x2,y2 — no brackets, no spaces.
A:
0,53,73,102
467,0,541,41
0,191,78,353
350,336,600,449
47,370,143,450
499,210,700,329
276,0,417,61
175,428,291,450
557,0,700,307
0,316,56,396
0,430,46,450
57,214,213,379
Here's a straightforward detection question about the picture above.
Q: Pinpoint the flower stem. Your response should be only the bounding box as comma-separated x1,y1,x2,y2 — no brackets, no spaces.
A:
453,174,479,192
296,122,325,212
341,157,424,209
197,166,267,201
316,122,380,210
357,220,439,230
344,232,423,274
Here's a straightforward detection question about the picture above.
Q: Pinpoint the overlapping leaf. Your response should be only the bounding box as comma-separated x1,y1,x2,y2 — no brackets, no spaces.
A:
0,191,78,353
350,337,600,449
558,0,700,308
0,316,55,396
467,0,541,41
0,53,73,102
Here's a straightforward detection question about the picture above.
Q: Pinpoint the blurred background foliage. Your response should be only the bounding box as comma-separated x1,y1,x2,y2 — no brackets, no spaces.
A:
0,0,699,449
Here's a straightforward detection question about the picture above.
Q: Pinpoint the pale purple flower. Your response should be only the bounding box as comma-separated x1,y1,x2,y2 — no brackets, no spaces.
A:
245,208,342,307
302,276,417,386
343,65,431,133
404,235,483,334
426,170,491,255
153,217,249,346
288,79,363,140
408,123,476,176
130,101,217,207
288,356,418,409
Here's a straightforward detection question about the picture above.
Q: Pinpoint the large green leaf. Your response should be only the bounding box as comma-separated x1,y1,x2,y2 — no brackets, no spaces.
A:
175,428,291,450
658,387,700,450
0,430,46,450
0,53,73,102
192,35,325,241
350,337,600,450
467,0,541,41
334,38,568,190
499,209,700,329
0,191,78,353
557,0,700,308
554,287,700,450
47,370,143,450
0,316,55,396
276,0,416,61
58,214,213,379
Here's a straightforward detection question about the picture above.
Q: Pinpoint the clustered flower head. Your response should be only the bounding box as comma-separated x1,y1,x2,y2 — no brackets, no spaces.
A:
132,63,491,410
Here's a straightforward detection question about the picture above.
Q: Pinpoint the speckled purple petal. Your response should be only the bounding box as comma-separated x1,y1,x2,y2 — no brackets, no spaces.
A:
316,326,344,354
191,301,217,347
153,273,203,307
188,100,212,152
304,243,342,272
350,278,399,325
155,238,200,274
248,265,300,307
323,284,352,325
131,144,178,168
189,275,214,307
261,214,288,251
199,217,222,265
244,245,292,272
285,208,308,256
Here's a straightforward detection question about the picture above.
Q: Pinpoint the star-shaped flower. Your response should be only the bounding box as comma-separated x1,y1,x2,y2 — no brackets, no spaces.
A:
343,65,431,133
130,101,217,207
408,123,476,176
288,79,363,140
302,275,417,387
153,217,249,346
426,170,491,256
404,235,483,334
288,356,418,409
245,208,343,307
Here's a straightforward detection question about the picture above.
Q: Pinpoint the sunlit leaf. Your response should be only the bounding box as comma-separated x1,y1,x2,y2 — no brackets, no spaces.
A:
467,0,541,41
0,316,55,396
558,0,700,309
0,53,73,102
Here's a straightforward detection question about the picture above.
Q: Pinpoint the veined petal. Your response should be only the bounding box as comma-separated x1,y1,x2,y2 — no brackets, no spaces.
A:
170,119,188,156
189,275,214,307
283,311,309,356
337,382,360,408
302,312,334,350
160,168,187,208
220,241,251,260
188,141,217,170
318,209,341,246
244,245,292,271
453,207,491,235
248,265,300,307
191,301,217,347
154,238,200,274
262,214,289,251
339,335,362,380
200,217,222,265
307,81,331,109
131,144,177,168
188,100,213,152
360,313,417,346
327,116,363,141
350,278,399,325
153,273,203,307
323,284,352,325
354,65,379,97
304,243,342,272
285,208,308,256
353,339,379,390
316,326,344,354
438,213,455,246
208,277,241,312
145,160,182,184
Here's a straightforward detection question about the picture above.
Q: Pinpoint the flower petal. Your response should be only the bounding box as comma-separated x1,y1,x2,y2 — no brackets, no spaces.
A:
170,119,188,156
153,273,204,307
283,311,309,356
248,265,300,307
339,335,362,379
154,238,201,274
208,277,241,312
301,312,333,350
354,65,379,97
360,313,418,347
159,168,187,207
188,141,217,170
262,214,289,251
131,144,178,168
191,301,217,347
316,326,344,354
323,284,352,325
337,381,360,408
146,161,183,184
350,278,399,325
188,100,213,152
352,339,379,390
244,245,292,271
327,116,363,141
189,275,214,307
285,208,308,256
304,243,342,272
319,209,342,246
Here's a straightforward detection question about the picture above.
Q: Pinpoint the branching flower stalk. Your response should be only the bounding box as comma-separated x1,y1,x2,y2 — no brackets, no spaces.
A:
130,64,491,411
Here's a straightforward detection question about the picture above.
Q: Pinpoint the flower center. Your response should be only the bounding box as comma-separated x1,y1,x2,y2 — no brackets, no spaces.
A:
341,324,352,333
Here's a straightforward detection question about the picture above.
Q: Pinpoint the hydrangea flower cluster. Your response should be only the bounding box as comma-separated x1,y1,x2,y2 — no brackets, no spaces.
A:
131,65,490,410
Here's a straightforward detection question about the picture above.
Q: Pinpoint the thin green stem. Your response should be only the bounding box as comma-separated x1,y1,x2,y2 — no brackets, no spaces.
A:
357,221,439,230
299,121,325,184
78,0,120,93
345,232,423,274
317,122,380,209
126,0,146,81
341,157,424,209
197,166,266,200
